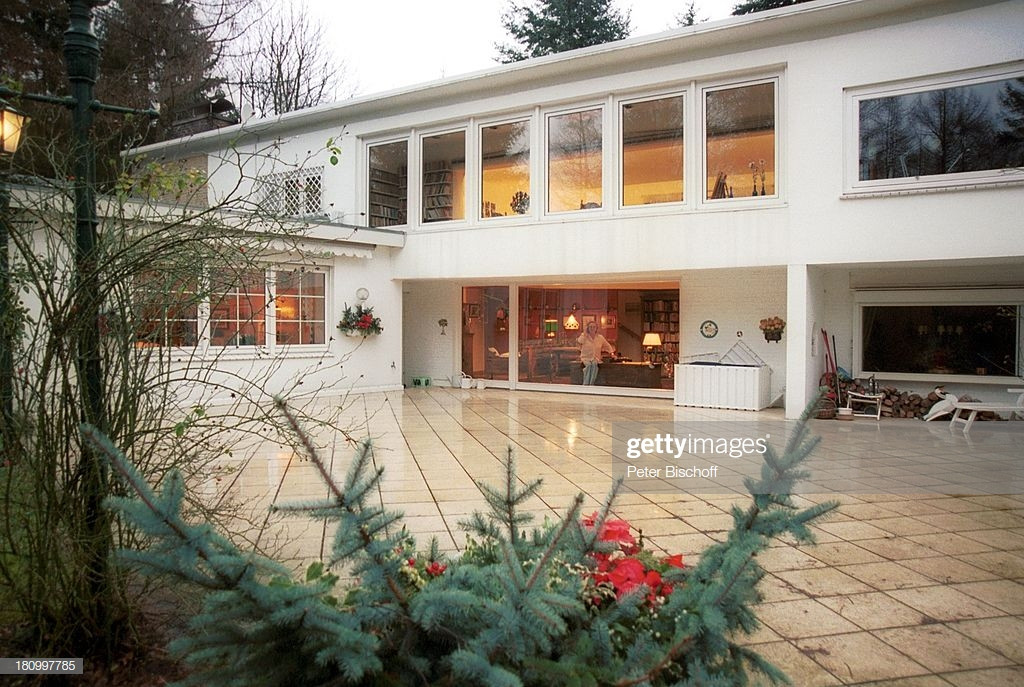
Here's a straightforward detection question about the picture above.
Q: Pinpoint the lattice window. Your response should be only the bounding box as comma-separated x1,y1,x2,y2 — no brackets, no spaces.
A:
259,167,324,217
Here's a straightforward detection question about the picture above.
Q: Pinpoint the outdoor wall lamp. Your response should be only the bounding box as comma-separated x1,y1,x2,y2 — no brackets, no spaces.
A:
0,99,29,418
0,100,30,154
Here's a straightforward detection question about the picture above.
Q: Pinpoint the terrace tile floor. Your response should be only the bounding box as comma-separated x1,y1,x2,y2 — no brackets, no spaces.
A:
215,388,1024,686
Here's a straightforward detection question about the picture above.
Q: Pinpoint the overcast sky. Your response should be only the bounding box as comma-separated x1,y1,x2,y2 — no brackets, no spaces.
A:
309,0,739,97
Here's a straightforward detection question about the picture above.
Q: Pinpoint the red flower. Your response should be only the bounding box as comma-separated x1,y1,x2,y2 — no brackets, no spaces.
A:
663,553,685,569
608,557,646,596
425,561,447,577
582,511,637,550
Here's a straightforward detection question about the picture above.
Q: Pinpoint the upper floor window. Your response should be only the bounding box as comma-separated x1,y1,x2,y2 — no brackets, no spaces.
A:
855,71,1024,190
704,81,776,200
621,94,684,206
422,131,466,222
481,120,531,218
260,167,323,217
548,108,602,213
368,141,407,227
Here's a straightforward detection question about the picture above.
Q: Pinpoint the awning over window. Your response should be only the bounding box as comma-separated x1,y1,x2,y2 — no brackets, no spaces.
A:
266,238,373,260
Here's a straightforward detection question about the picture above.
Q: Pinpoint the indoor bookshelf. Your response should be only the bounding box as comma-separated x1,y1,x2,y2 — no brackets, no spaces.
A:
423,161,453,222
641,294,680,368
368,166,406,227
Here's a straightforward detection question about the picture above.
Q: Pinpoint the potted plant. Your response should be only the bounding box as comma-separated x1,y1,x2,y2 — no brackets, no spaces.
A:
338,303,383,337
759,316,785,342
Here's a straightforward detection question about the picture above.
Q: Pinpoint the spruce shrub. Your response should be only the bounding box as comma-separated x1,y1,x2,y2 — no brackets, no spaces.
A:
86,399,837,686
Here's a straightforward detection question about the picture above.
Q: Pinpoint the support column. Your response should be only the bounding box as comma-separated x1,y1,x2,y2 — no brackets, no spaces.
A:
785,264,810,419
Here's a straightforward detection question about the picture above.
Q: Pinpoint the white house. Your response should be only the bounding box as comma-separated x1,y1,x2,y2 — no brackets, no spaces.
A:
132,0,1024,419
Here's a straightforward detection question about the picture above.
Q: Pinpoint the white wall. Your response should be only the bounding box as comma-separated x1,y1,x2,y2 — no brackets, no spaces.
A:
402,281,461,387
679,267,788,404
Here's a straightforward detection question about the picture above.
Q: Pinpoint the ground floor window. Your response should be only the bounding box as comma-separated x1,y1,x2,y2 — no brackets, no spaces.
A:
518,285,678,389
461,282,679,389
462,286,510,381
860,301,1022,378
135,265,328,353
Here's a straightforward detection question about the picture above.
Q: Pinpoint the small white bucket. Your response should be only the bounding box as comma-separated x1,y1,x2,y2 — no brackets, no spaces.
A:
460,377,472,389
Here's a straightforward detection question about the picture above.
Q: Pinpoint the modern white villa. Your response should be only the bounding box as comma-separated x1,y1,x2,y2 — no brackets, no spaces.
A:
133,0,1024,419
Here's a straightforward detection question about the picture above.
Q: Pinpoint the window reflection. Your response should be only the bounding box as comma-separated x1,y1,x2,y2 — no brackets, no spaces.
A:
481,121,530,218
368,141,407,227
862,305,1020,376
622,96,684,206
462,287,511,381
705,82,775,199
548,109,602,212
859,76,1024,181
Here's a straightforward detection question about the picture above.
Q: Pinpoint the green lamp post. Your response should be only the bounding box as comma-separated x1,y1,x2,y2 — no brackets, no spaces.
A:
0,0,158,649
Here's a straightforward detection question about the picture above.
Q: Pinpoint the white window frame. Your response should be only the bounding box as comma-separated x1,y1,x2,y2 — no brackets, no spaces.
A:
617,89,688,212
852,289,1024,385
844,63,1024,196
259,167,324,218
153,263,332,358
365,137,410,229
205,266,271,353
543,103,607,217
699,76,781,208
267,266,331,352
477,114,535,223
419,126,469,226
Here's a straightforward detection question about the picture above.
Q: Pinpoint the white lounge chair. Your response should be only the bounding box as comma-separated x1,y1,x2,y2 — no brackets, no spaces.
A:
948,388,1024,434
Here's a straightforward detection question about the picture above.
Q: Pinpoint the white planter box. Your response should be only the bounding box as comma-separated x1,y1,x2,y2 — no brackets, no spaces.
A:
674,364,772,411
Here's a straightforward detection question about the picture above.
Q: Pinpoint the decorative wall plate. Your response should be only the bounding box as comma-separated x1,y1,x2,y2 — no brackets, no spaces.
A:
700,320,719,338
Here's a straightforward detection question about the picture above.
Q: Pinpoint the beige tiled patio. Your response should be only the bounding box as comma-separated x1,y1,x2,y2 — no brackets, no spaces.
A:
215,388,1024,686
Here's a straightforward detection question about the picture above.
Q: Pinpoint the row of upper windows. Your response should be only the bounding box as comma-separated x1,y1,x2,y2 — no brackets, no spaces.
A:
364,77,779,228
360,63,1024,227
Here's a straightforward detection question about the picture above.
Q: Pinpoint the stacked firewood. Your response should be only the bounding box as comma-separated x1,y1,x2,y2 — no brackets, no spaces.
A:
838,379,1001,421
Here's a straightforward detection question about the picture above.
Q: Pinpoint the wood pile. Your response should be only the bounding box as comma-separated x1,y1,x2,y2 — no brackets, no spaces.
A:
838,379,1001,421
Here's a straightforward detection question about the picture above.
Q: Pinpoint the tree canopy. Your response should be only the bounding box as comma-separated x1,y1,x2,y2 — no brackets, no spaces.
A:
496,0,632,64
732,0,816,15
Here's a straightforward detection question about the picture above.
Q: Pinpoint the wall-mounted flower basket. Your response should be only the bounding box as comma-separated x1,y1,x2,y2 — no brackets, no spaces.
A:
338,303,383,337
759,316,785,343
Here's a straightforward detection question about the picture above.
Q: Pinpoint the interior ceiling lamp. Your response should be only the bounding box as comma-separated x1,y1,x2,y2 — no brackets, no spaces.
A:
564,304,580,330
0,100,29,154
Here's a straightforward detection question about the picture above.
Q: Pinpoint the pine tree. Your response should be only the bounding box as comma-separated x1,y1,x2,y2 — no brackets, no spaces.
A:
496,0,632,64
732,0,816,15
90,398,838,686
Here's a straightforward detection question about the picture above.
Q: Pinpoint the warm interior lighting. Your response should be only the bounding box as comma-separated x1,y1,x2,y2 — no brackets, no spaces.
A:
564,312,580,330
642,332,663,365
544,319,558,338
0,101,29,155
